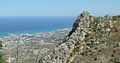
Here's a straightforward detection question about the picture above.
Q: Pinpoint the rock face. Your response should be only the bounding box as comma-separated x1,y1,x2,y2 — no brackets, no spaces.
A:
38,11,120,63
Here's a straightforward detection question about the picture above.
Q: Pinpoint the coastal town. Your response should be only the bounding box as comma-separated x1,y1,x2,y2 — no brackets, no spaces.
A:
0,28,71,63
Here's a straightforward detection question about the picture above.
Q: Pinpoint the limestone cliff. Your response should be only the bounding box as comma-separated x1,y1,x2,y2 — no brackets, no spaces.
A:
38,11,120,63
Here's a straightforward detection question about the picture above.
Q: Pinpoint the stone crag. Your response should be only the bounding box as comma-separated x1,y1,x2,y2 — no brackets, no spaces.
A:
38,11,120,63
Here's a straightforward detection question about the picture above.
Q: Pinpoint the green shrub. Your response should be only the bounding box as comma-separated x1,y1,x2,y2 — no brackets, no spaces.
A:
111,54,114,57
101,40,105,43
110,57,119,63
70,53,74,57
95,47,98,50
86,47,89,50
98,49,102,52
99,34,103,38
85,33,90,38
80,29,83,32
75,41,81,46
115,28,118,32
81,52,85,55
0,40,2,50
81,51,88,56
55,56,58,59
86,43,94,48
73,46,80,52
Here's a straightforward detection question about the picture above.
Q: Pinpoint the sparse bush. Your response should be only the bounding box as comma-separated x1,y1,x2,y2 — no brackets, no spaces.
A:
95,47,98,50
73,46,80,52
86,43,94,48
94,58,97,61
55,56,58,59
89,50,92,52
111,54,114,57
80,29,83,32
84,51,88,56
70,53,73,57
98,49,101,52
90,53,93,56
101,40,105,43
115,27,118,32
81,52,85,55
113,18,117,21
81,51,88,56
99,34,103,38
86,47,89,50
75,41,81,46
113,50,116,53
85,33,90,38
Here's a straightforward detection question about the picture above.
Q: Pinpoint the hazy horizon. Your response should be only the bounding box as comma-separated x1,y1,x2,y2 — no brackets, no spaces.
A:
0,0,120,16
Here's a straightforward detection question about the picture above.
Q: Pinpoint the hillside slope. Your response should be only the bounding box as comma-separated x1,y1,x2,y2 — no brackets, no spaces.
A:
38,11,120,63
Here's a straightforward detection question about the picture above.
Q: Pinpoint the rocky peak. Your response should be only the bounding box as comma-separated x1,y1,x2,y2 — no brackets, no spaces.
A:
68,11,91,37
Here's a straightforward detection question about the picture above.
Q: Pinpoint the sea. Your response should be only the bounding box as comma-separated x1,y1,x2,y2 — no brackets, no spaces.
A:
0,16,76,37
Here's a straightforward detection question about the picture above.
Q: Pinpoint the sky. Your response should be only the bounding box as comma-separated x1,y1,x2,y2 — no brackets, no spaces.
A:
0,0,120,16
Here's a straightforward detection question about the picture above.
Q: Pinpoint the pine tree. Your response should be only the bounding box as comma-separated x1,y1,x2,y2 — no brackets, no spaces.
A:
0,40,6,63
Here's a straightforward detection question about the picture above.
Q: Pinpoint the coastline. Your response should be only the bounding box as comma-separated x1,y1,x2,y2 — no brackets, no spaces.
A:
0,27,72,37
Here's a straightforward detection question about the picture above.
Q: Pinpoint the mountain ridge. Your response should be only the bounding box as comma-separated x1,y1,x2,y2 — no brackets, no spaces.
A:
38,11,120,63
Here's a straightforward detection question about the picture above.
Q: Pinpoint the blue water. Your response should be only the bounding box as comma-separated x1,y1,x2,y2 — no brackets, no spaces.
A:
0,16,76,37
